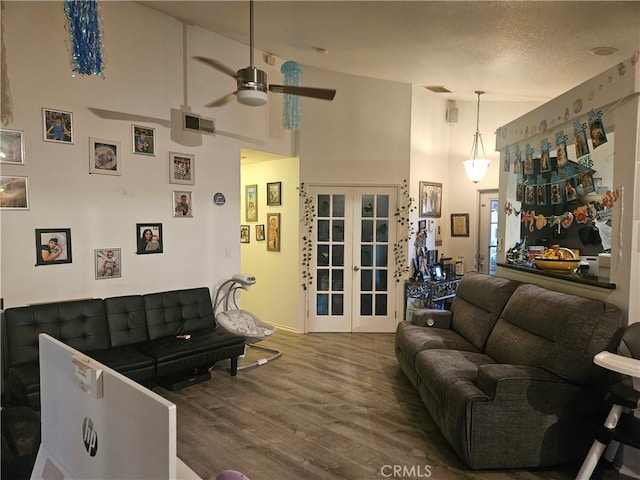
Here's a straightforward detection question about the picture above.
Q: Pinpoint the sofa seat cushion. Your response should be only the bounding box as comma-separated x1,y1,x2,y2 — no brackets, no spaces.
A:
415,349,495,407
134,327,245,377
396,321,479,368
88,346,154,372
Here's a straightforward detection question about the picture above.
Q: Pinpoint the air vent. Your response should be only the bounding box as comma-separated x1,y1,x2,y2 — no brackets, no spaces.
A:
182,113,215,135
425,85,451,93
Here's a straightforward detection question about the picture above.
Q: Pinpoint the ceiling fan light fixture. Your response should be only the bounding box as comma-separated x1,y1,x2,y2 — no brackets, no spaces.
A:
237,89,268,106
465,90,490,183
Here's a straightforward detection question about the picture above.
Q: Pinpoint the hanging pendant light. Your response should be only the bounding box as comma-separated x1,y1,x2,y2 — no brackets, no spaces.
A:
463,91,490,183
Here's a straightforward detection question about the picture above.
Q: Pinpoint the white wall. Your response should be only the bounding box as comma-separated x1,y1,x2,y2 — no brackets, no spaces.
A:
444,99,541,272
0,1,292,307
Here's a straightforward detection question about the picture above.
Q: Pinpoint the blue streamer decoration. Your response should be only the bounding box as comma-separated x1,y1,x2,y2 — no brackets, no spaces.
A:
64,0,104,77
281,61,302,130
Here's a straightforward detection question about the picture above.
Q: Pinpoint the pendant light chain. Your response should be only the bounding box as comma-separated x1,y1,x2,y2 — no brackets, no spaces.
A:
471,90,486,161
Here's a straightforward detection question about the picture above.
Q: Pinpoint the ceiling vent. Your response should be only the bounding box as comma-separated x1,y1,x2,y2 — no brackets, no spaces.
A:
182,112,215,135
425,85,452,93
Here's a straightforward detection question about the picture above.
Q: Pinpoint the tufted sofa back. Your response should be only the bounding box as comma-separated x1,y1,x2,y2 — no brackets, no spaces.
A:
143,287,216,340
4,299,110,368
485,283,624,385
104,295,149,347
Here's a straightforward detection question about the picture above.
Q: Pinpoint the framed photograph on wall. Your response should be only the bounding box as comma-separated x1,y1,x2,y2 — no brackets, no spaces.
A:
451,213,470,237
136,223,163,254
419,181,442,218
0,176,29,210
95,248,121,279
245,184,258,222
35,228,72,265
240,225,250,243
42,108,73,144
267,212,281,252
418,219,427,231
132,125,155,155
169,152,194,185
89,137,121,175
0,129,25,164
267,181,282,206
173,191,193,217
256,224,265,241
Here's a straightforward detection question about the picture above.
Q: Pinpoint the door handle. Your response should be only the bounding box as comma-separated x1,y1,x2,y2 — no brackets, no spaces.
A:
353,266,360,272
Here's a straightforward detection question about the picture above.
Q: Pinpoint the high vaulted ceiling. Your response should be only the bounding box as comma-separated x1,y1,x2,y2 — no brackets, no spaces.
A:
137,1,640,103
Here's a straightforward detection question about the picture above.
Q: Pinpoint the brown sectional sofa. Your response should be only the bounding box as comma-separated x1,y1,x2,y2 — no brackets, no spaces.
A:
395,271,624,470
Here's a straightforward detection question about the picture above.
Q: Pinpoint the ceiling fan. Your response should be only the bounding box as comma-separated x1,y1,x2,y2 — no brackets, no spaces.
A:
193,0,336,107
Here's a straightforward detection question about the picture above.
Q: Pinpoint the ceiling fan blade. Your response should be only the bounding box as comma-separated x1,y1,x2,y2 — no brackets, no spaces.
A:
192,56,238,79
204,91,237,108
88,107,172,128
268,84,336,101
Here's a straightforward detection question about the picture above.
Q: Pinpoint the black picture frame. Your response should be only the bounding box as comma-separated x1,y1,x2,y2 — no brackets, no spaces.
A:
35,228,72,265
136,223,163,254
267,181,282,206
451,213,470,237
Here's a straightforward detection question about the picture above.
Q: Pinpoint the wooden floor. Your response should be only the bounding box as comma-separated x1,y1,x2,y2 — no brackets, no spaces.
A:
157,330,625,480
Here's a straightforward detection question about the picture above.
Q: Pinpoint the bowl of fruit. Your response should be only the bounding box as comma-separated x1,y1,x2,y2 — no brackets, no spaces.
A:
533,246,581,272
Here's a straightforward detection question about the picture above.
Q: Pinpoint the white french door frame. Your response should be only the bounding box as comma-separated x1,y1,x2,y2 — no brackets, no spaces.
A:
305,184,401,333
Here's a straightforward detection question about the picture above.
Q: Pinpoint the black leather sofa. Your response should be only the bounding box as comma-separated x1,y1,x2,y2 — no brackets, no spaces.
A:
2,287,246,410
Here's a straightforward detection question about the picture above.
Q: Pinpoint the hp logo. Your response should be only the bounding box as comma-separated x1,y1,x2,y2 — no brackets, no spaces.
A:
82,417,98,457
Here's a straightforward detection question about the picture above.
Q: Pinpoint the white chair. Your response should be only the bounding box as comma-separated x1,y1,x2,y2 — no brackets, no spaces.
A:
213,274,281,370
576,322,640,480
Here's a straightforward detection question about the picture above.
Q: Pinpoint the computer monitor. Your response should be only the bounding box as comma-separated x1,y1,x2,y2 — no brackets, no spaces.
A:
32,334,199,480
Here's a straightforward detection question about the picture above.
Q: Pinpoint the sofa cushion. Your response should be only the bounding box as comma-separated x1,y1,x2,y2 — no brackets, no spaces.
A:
396,321,479,368
449,272,519,351
134,327,245,378
485,283,623,385
4,299,110,368
104,295,149,347
143,288,216,340
88,345,155,377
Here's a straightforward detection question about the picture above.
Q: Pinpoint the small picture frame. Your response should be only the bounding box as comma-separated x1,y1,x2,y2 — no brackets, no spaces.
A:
43,108,73,144
95,248,121,279
267,212,281,252
0,129,25,164
240,225,250,243
430,263,445,282
90,137,121,175
1,176,29,210
419,181,442,218
256,224,265,241
267,181,282,206
245,184,258,222
169,152,195,185
450,213,469,237
418,219,427,231
132,125,155,155
35,228,72,265
136,223,163,254
173,190,193,217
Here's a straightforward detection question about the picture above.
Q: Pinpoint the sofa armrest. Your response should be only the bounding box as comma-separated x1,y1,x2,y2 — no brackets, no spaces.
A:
411,309,452,328
476,363,583,403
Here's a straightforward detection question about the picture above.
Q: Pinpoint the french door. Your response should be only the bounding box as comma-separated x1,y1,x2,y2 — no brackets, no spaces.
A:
307,186,398,332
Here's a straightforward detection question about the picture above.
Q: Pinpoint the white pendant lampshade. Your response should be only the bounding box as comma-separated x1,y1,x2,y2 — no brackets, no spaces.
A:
465,91,490,183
